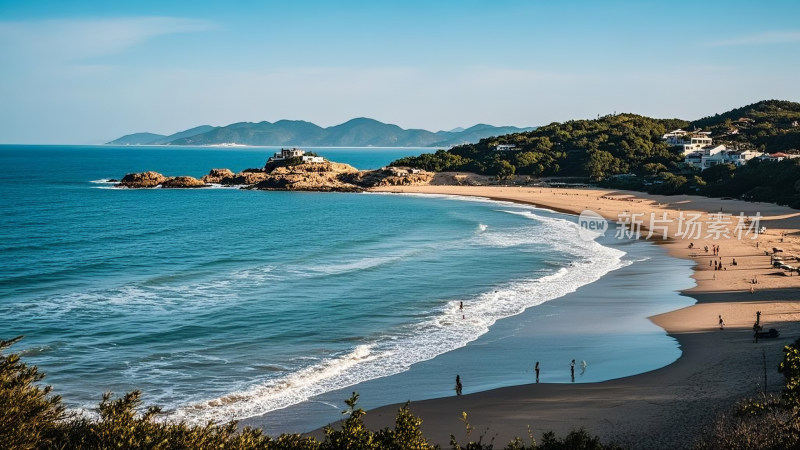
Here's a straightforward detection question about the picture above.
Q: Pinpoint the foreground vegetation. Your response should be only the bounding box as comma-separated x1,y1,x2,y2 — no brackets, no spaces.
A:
392,100,800,208
9,333,800,449
694,337,800,449
2,336,617,449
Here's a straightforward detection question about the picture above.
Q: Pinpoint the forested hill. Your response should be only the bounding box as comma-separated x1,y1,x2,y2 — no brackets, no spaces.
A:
392,100,800,179
393,114,689,179
690,100,800,152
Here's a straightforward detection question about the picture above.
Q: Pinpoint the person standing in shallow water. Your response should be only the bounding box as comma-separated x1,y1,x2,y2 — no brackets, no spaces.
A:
570,359,575,382
535,361,540,383
455,375,462,396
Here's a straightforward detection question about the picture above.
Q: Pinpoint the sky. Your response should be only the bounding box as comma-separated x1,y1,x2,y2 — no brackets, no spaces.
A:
1,0,800,144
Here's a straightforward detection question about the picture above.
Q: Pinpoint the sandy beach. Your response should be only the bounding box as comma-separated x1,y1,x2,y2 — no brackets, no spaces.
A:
347,185,800,449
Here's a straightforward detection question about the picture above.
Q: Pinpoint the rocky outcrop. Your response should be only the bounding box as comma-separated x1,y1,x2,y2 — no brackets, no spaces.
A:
250,162,362,192
115,161,431,191
117,171,167,188
344,167,433,187
226,171,269,185
161,176,207,188
269,161,359,175
116,172,209,188
201,168,235,183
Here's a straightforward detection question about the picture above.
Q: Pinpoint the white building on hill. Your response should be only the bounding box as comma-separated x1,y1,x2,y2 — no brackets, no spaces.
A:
684,145,762,170
663,129,713,154
759,152,800,162
495,144,517,151
268,148,324,163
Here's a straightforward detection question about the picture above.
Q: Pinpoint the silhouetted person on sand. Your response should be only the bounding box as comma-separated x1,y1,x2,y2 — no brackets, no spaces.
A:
455,375,462,396
535,361,540,383
570,359,575,382
719,315,725,330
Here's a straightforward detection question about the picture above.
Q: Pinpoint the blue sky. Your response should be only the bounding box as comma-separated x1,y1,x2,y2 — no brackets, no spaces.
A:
1,0,799,144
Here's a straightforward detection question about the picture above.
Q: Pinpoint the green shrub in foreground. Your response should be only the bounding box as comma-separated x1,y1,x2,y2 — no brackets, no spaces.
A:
694,337,800,449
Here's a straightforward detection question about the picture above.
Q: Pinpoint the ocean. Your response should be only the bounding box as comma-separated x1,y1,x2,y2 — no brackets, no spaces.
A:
0,145,694,433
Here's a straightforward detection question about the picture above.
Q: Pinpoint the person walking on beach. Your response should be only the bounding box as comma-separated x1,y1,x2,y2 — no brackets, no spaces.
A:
570,359,575,382
455,375,462,396
719,315,725,330
535,361,540,383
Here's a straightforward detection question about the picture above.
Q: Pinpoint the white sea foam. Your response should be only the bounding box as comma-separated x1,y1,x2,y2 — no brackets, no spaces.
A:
301,255,405,276
169,205,628,424
171,345,379,423
10,264,281,320
207,183,247,189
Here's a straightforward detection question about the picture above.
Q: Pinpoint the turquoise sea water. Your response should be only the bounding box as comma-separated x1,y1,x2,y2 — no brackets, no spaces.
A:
0,145,694,429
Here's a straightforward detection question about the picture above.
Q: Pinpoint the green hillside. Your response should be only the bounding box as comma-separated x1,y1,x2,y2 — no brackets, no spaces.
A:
393,114,689,179
690,100,800,152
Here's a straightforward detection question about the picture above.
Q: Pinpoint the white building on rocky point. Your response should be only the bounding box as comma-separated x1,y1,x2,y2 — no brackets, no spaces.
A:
268,148,324,163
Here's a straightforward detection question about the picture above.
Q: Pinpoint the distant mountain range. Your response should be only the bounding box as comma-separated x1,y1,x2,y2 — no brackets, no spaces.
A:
107,118,536,148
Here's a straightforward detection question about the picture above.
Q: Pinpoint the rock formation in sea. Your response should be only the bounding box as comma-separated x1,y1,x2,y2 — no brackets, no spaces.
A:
247,161,362,192
161,176,208,188
117,171,167,188
200,168,235,184
115,158,432,191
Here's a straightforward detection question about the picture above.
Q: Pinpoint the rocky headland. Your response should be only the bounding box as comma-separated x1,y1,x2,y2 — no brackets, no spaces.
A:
114,158,433,192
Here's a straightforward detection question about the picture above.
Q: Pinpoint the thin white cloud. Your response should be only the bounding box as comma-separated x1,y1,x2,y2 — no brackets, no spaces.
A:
708,31,800,47
0,17,216,64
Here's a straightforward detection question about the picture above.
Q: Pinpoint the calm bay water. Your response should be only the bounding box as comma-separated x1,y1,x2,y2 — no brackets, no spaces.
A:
0,145,694,428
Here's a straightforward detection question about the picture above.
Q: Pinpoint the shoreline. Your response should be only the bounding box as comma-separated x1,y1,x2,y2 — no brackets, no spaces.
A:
337,185,800,448
247,209,693,435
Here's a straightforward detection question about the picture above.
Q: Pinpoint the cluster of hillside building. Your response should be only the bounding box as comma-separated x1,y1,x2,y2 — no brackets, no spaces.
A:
662,128,798,171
